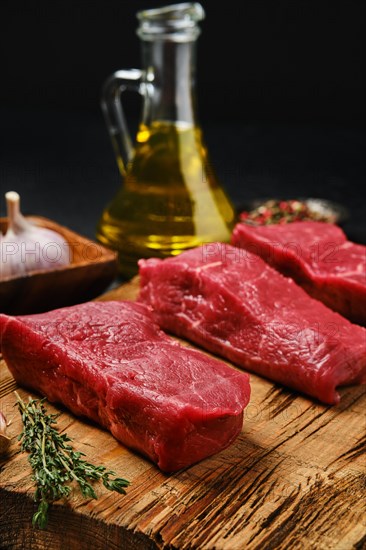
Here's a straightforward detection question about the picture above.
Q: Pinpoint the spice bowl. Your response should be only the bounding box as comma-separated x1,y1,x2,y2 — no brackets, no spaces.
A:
0,216,117,315
238,198,349,226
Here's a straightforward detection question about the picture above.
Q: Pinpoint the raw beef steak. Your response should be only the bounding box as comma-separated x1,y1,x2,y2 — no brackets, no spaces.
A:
231,221,366,325
138,244,366,404
0,301,250,472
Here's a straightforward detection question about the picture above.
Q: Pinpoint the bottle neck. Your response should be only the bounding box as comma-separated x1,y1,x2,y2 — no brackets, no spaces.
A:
141,39,197,126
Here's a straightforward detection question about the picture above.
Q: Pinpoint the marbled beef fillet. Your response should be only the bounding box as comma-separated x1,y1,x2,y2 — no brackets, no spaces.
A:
138,244,366,404
0,301,250,472
232,221,366,326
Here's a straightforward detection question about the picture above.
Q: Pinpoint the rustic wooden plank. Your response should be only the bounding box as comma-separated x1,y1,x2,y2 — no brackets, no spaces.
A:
97,276,139,302
1,279,365,549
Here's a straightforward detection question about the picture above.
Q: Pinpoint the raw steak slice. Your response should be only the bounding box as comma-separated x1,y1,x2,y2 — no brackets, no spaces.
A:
138,244,366,404
0,301,250,472
231,221,366,325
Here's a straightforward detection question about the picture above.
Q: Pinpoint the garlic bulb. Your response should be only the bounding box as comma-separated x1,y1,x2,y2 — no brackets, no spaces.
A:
0,191,70,280
0,411,11,455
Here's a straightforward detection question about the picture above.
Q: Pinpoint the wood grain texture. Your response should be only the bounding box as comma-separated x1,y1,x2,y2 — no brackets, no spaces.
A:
0,278,365,550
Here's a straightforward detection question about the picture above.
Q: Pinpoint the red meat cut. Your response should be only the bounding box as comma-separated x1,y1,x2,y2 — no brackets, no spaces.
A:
138,244,366,404
0,301,250,472
231,221,366,325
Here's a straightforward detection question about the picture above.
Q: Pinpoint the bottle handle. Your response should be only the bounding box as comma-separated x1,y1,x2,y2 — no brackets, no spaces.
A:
101,69,143,176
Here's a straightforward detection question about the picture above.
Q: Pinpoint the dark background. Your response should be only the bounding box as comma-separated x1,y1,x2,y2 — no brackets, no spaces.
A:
1,0,365,243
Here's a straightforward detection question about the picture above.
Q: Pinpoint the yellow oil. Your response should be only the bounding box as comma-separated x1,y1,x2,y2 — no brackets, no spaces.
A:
97,121,236,278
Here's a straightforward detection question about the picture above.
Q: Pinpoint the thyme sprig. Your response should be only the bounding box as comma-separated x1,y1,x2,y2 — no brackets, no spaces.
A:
15,392,130,529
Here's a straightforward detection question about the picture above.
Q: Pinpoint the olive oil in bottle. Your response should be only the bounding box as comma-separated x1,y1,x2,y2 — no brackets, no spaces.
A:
97,4,236,278
97,121,235,277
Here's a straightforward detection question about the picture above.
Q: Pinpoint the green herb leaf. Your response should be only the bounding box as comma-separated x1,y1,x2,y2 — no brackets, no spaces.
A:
15,391,130,529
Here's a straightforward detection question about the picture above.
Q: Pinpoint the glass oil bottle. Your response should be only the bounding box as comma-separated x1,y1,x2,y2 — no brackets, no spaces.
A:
97,3,236,278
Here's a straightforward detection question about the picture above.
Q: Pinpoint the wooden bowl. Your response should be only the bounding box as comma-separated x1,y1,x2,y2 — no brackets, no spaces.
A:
0,216,118,315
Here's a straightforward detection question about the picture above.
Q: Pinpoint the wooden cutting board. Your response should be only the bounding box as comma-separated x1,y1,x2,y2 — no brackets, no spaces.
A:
0,278,365,550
